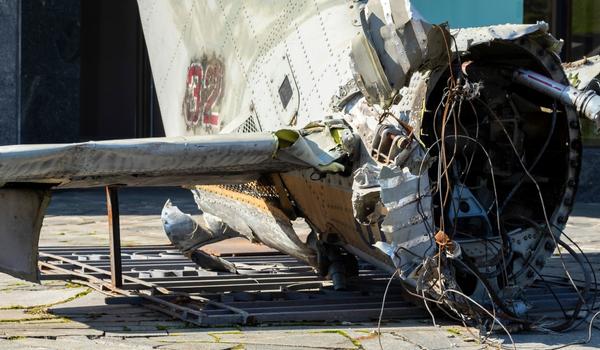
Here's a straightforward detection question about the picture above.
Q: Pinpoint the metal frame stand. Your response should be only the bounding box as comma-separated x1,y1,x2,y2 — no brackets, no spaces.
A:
105,186,123,288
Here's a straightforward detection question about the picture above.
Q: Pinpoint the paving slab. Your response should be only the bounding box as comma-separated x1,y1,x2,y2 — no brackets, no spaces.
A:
155,343,241,350
0,309,58,322
0,327,104,338
149,333,217,343
0,336,159,350
105,330,169,337
211,329,357,349
0,287,89,309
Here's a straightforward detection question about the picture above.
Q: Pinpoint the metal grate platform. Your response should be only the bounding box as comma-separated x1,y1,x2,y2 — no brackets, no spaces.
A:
38,245,590,326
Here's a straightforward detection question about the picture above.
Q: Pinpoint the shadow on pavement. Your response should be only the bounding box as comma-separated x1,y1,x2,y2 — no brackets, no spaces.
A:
46,187,199,216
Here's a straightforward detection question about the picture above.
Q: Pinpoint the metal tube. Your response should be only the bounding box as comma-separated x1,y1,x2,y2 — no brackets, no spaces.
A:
513,69,600,132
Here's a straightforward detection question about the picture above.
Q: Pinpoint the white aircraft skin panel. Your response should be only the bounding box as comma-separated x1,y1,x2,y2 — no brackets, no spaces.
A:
137,0,159,30
140,0,195,136
280,2,356,127
211,1,253,133
138,0,359,136
242,2,285,125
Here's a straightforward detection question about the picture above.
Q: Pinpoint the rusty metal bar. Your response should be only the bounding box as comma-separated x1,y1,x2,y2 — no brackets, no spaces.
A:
39,251,167,292
106,186,123,288
38,251,249,317
38,260,210,326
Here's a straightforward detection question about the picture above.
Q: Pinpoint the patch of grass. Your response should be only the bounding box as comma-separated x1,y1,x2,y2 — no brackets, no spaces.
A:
229,344,245,350
208,330,243,343
0,288,92,316
25,306,51,316
6,336,25,340
0,305,27,310
208,333,221,342
64,282,82,289
58,232,66,236
38,288,92,310
446,327,461,336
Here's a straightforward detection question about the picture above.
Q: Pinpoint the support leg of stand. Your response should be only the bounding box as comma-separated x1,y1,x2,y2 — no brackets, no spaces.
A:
106,186,123,289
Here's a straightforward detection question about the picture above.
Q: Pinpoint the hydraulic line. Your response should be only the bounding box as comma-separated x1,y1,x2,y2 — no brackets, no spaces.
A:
513,69,600,132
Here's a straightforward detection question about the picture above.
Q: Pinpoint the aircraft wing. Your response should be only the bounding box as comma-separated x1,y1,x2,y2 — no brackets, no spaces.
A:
0,127,352,282
0,133,302,188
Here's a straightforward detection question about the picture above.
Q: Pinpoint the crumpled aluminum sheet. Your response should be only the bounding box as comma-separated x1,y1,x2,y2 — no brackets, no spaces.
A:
451,22,562,54
377,165,432,276
351,0,448,107
563,55,600,89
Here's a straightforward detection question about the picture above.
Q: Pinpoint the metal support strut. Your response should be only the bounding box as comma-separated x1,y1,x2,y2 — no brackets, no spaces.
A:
106,186,123,288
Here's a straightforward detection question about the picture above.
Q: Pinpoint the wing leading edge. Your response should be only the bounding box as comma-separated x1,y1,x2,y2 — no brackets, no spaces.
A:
0,133,294,188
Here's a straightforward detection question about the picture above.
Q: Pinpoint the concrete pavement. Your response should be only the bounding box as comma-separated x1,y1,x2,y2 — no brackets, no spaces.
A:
0,187,598,349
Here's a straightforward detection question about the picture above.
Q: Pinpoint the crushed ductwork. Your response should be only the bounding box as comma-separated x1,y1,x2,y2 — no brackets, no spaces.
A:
161,200,239,273
276,119,357,173
563,55,600,90
350,0,449,107
351,127,433,284
339,0,600,333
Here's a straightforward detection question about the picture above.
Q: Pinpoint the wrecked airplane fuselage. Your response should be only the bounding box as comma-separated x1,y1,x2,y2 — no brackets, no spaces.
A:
0,0,599,330
158,4,598,327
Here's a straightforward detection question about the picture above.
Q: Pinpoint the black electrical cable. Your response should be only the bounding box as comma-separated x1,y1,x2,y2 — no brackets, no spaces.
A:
547,238,592,332
528,263,570,319
552,227,598,331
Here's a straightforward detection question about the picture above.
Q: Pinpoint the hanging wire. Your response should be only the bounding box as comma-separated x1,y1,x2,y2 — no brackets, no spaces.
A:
377,269,399,350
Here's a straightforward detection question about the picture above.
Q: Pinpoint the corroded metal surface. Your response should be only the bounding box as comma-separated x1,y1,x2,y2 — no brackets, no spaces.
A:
0,188,50,282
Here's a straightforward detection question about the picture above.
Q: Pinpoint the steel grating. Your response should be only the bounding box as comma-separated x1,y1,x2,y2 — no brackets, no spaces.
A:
38,245,591,327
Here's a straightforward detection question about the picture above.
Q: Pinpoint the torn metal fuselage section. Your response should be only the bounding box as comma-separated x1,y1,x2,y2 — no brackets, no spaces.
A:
335,3,590,326
164,0,599,327
162,120,357,274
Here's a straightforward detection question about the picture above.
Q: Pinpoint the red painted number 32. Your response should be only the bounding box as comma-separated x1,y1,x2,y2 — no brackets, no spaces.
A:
183,56,224,131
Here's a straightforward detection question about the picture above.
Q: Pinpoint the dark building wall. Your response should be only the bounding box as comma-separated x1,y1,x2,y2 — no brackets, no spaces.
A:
0,0,20,145
0,0,162,145
20,0,80,144
80,0,163,140
81,0,138,140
